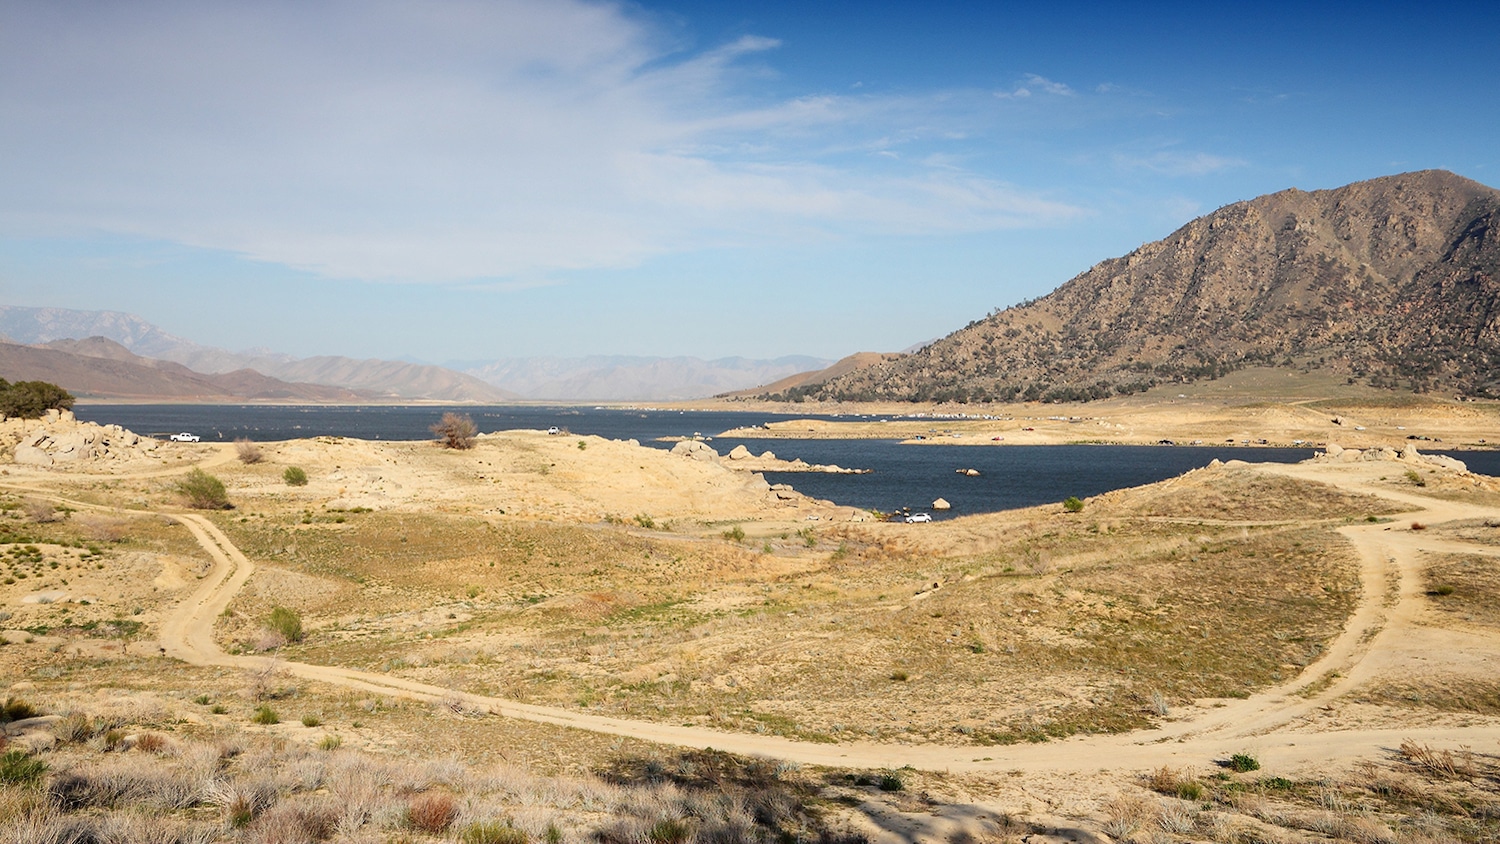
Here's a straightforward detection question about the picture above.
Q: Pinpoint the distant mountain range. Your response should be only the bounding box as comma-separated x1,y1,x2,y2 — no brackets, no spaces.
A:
0,337,365,401
765,170,1500,403
457,355,831,401
0,306,831,401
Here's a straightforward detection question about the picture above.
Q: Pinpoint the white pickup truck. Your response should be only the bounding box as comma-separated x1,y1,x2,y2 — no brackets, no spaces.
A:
168,432,201,442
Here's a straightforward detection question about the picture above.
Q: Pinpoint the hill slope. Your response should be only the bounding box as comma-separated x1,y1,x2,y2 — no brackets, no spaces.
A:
0,306,516,402
0,339,366,400
798,170,1500,403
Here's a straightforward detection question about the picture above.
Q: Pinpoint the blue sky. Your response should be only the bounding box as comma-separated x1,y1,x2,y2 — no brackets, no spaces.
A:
2,1,1497,362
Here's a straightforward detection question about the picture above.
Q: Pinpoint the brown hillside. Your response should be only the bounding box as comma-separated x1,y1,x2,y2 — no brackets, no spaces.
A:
800,170,1500,403
6,339,366,400
724,352,902,397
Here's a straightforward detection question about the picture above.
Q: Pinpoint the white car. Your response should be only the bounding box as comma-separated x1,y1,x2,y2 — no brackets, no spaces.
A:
546,426,560,435
905,513,933,523
168,432,200,442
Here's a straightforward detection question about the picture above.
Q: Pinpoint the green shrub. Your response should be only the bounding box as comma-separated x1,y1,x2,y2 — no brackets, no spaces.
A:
1062,496,1084,513
461,821,529,844
1405,468,1426,487
0,696,39,723
268,606,303,642
1227,753,1260,773
1431,584,1456,596
251,705,279,725
649,818,694,844
283,466,308,486
175,468,231,510
301,714,321,727
633,513,656,529
722,525,745,542
0,750,46,786
878,771,904,792
0,379,74,418
318,734,343,750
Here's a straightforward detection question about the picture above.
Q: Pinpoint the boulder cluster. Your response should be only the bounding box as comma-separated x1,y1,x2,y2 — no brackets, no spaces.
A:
1314,442,1468,472
6,409,159,467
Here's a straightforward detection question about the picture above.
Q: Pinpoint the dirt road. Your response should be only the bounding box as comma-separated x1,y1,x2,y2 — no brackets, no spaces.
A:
10,460,1500,777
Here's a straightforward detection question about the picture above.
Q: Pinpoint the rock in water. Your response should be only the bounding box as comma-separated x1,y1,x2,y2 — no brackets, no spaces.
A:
932,497,951,510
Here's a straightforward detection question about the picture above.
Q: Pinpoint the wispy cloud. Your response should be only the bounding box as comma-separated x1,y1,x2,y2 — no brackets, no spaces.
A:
1113,150,1247,177
995,73,1075,99
0,0,1083,283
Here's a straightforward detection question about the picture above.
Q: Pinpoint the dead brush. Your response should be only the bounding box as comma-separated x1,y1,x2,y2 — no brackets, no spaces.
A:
235,438,265,464
1398,740,1477,780
22,499,61,523
132,732,172,755
1098,794,1155,840
406,791,460,834
76,514,129,542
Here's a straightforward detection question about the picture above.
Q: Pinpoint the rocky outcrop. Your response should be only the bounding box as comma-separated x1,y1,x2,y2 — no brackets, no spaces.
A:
5,409,160,467
1312,442,1469,472
673,440,869,474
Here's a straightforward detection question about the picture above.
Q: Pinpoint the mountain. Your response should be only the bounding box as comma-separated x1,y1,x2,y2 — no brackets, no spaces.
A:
0,338,365,401
724,352,903,398
459,355,832,400
790,170,1500,403
0,306,515,402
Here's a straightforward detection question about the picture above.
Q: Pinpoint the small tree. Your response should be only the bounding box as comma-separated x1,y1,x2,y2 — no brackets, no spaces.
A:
431,412,477,450
0,379,74,418
283,466,308,486
176,468,231,510
1063,496,1084,513
234,438,264,464
267,606,303,642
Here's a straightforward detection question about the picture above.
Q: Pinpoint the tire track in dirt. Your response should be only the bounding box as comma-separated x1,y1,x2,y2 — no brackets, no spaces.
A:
12,462,1500,775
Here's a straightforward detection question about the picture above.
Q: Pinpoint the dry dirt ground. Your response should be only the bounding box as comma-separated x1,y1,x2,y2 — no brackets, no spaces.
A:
4,417,1500,843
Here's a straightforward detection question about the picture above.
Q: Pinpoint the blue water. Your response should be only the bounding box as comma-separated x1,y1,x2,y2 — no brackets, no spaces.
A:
72,404,1498,517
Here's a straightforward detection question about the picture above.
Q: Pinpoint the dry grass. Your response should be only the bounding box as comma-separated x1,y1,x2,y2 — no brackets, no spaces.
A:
1097,466,1408,521
0,698,873,844
1422,552,1500,628
1131,743,1500,844
1352,677,1500,715
212,498,1359,745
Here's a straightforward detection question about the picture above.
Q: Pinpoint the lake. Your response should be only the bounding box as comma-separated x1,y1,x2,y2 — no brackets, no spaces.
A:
72,404,1497,517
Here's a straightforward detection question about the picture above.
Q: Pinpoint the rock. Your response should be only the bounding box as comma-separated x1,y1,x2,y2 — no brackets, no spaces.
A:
932,497,951,510
1402,443,1421,462
727,445,752,460
1378,447,1399,460
1325,443,1345,457
1338,448,1363,462
13,445,51,466
759,450,776,461
670,440,720,462
956,468,981,477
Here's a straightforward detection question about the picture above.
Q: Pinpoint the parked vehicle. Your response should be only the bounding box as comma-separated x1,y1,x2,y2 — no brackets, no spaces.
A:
169,432,200,442
546,426,561,435
905,513,933,523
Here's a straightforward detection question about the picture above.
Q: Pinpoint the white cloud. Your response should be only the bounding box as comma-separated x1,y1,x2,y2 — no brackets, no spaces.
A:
0,0,1082,283
996,73,1075,99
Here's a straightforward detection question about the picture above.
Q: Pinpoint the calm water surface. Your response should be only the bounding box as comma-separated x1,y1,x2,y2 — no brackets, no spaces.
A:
73,404,1497,517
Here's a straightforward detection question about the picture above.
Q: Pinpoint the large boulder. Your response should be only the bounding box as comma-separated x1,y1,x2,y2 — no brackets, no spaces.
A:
670,440,720,462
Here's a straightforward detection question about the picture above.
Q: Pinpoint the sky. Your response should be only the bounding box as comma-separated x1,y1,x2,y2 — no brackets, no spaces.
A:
2,0,1498,363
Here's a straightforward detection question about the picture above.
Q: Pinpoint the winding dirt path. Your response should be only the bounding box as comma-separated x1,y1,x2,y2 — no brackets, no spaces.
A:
10,460,1500,775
